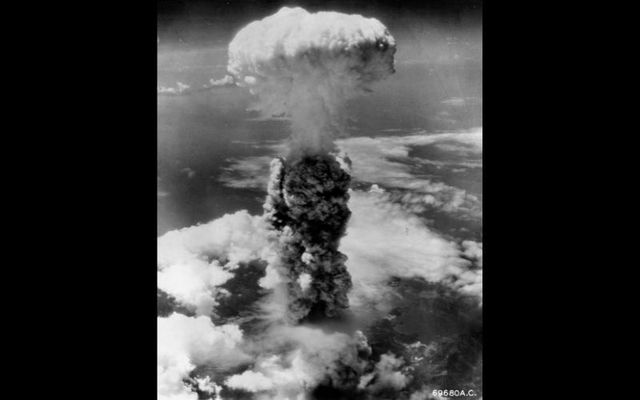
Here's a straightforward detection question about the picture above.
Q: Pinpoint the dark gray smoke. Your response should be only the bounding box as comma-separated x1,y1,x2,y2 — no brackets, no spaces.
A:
225,6,395,323
264,154,352,322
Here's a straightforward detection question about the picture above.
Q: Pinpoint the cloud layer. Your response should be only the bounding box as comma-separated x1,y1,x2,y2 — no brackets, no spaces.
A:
157,210,273,315
158,313,250,400
343,187,482,315
217,129,482,219
157,186,482,317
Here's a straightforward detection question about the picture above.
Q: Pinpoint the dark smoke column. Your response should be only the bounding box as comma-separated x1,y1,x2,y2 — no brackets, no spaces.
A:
264,155,352,321
226,6,395,322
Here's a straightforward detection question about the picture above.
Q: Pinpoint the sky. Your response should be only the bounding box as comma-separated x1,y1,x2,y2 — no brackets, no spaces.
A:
157,2,482,399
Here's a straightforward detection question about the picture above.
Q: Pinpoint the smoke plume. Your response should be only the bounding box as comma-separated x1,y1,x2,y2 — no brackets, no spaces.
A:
227,6,396,156
263,155,352,322
225,7,396,322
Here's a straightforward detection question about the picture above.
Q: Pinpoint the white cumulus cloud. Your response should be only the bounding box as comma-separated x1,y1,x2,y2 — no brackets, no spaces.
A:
343,188,482,314
157,313,250,400
157,210,274,315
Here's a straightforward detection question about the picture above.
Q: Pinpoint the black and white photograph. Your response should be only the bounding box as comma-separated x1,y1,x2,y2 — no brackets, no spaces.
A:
157,1,482,399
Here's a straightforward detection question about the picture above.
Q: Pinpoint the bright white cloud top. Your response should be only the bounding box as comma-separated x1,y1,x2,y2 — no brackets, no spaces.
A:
227,6,396,155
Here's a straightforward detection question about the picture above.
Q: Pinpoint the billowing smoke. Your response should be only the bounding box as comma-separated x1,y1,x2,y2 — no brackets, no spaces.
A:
263,155,352,322
227,6,396,323
227,6,396,156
